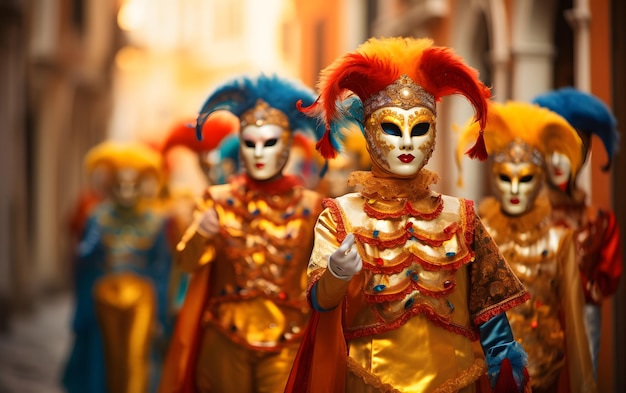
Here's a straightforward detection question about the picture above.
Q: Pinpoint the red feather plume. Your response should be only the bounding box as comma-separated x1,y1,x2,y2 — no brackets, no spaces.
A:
307,52,398,158
420,46,491,161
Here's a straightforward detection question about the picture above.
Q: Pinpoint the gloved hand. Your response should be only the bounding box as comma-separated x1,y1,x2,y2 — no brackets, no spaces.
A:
328,233,362,281
480,313,529,393
196,208,219,237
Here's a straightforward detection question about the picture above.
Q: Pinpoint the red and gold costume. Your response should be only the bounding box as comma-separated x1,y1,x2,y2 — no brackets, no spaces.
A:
547,189,622,304
532,88,623,377
459,101,596,392
166,174,322,392
159,74,325,393
286,37,530,393
298,172,528,392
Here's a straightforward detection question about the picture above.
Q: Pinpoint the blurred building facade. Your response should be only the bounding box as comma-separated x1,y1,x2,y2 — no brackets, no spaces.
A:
1,0,624,390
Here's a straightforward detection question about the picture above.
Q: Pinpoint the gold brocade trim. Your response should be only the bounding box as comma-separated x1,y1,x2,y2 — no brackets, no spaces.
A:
346,356,487,393
348,169,440,201
478,194,552,245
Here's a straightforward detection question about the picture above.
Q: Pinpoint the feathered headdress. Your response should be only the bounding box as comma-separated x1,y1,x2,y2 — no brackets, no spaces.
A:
456,101,583,184
298,37,492,160
194,74,324,143
532,87,619,171
161,112,239,156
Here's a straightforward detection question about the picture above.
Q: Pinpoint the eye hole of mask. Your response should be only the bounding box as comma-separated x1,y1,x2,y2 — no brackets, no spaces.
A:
411,123,430,137
381,123,401,136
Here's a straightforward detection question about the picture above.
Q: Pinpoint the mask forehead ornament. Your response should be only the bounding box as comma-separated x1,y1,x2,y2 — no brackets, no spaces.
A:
363,75,436,118
241,99,290,130
493,137,544,168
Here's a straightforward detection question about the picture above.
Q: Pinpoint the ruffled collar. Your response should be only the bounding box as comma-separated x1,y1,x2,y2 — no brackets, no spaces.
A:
347,169,440,201
478,193,552,244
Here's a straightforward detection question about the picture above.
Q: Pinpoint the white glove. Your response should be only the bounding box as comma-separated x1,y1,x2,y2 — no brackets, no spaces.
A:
328,233,362,281
196,208,219,237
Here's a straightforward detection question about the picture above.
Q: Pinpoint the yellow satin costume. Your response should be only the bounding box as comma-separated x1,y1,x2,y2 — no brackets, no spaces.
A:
171,174,322,392
95,272,156,393
307,171,528,393
479,195,595,393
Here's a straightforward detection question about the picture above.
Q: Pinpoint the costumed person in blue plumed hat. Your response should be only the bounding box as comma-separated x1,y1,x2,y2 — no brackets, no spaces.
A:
532,87,623,379
158,74,326,393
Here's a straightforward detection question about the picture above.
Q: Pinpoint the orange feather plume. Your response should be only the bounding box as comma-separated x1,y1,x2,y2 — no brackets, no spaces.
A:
301,37,491,160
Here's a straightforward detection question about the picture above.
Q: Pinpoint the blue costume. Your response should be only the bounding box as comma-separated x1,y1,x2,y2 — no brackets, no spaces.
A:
63,142,173,393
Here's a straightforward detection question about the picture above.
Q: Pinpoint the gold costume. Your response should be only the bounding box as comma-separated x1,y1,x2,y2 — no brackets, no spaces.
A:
176,174,322,392
95,272,156,393
457,101,596,393
479,195,594,392
308,171,528,392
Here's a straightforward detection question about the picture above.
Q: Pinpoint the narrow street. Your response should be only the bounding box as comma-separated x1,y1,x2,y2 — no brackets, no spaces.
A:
0,292,73,393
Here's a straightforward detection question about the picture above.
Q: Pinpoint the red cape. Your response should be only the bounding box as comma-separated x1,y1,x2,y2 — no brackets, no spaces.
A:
284,307,346,393
158,265,210,393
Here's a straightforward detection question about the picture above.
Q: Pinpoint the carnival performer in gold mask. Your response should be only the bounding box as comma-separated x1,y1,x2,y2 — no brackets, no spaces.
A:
158,74,325,393
457,101,596,393
285,37,530,393
532,88,623,380
63,141,173,393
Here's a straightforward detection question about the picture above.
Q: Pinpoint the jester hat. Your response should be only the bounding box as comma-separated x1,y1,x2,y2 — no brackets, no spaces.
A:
85,140,163,177
532,87,619,171
194,74,325,143
298,37,492,161
456,101,583,183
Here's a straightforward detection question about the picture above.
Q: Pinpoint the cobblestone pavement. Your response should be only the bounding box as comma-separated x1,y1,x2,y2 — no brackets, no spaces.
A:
0,292,73,393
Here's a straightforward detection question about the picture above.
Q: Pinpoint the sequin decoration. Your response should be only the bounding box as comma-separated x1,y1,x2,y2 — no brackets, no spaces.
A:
373,284,387,292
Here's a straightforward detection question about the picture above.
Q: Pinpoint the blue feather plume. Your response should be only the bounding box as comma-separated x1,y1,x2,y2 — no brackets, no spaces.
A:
532,87,619,170
328,95,366,153
195,74,324,143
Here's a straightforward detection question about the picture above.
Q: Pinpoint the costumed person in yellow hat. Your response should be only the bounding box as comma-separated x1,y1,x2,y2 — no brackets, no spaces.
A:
285,37,530,393
532,88,623,379
62,141,174,393
158,74,325,393
457,101,596,393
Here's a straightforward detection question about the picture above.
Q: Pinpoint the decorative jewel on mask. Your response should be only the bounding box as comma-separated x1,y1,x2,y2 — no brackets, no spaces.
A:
241,99,290,129
363,75,436,118
492,138,544,167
